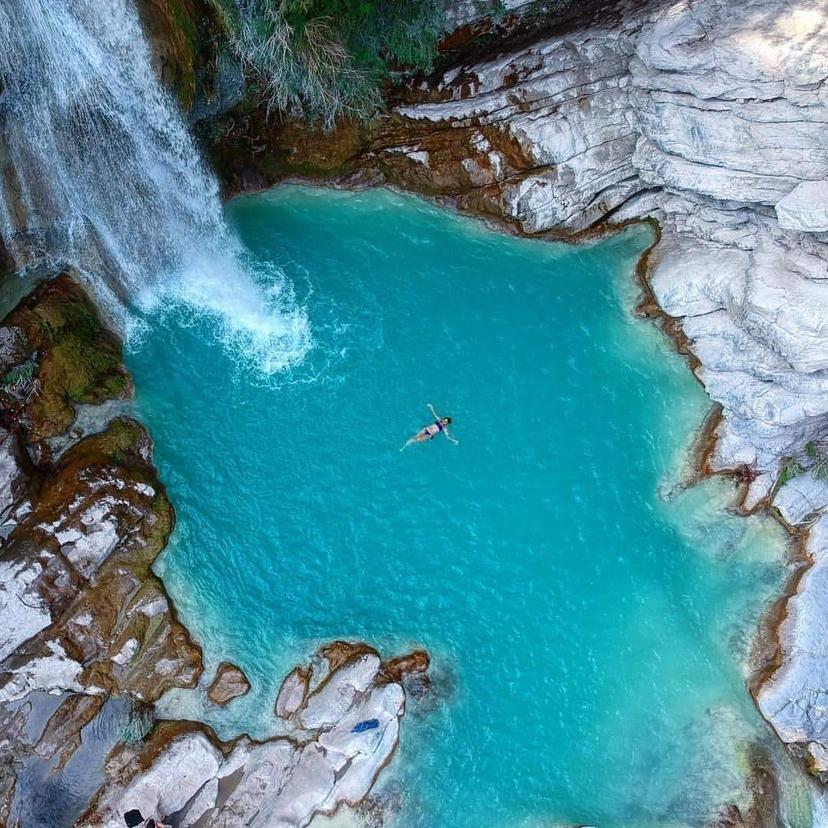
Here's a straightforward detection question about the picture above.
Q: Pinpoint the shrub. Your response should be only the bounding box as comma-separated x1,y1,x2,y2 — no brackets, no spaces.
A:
778,456,805,487
217,0,445,128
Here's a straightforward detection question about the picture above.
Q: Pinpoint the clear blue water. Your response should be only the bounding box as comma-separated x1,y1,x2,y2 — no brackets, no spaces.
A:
127,186,790,827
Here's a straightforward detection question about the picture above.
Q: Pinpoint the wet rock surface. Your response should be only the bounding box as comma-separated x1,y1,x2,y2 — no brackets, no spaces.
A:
0,272,131,446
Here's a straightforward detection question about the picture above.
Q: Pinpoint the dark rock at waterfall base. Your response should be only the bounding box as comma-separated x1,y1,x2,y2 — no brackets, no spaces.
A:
134,0,227,112
0,272,131,446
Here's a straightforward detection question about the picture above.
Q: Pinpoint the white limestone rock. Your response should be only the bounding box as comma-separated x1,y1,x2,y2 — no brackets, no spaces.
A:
776,181,828,233
0,426,26,527
757,516,828,771
774,475,828,525
647,237,747,317
80,646,411,828
61,500,121,578
0,640,84,703
298,653,381,731
0,558,52,662
200,738,300,827
86,733,223,828
275,666,310,719
177,777,219,828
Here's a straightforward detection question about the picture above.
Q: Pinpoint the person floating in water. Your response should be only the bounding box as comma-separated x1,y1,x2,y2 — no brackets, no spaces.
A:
401,404,459,450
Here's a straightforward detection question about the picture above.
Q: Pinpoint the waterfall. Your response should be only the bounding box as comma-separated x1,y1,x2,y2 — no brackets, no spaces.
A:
0,0,310,372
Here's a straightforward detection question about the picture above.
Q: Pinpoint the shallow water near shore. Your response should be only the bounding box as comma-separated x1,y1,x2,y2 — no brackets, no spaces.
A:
129,185,793,826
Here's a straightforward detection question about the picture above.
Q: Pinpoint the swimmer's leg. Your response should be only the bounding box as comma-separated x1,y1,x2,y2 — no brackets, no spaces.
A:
400,431,429,451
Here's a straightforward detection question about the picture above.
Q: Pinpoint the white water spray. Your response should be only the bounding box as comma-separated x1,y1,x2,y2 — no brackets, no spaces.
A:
0,0,310,372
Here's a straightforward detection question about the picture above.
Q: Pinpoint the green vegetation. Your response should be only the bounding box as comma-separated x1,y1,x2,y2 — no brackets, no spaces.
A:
214,0,445,128
2,275,130,441
805,440,828,481
0,356,38,394
776,441,828,493
778,456,805,488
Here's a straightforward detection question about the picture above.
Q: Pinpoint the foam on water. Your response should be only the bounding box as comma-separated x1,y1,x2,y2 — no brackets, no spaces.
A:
131,186,804,827
132,250,312,376
0,0,310,374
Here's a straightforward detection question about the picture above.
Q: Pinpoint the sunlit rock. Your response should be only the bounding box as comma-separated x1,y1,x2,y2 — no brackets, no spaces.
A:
757,516,828,774
80,643,419,827
776,181,828,233
275,665,311,719
298,653,382,731
206,661,250,706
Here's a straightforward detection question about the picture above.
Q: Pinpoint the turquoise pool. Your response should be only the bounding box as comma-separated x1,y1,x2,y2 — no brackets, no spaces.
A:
128,185,790,827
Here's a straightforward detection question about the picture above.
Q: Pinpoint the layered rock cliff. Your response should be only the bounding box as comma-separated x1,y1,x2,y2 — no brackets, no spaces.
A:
368,0,828,778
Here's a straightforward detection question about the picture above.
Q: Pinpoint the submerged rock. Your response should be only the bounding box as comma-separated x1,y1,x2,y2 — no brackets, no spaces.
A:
206,661,250,706
380,649,430,684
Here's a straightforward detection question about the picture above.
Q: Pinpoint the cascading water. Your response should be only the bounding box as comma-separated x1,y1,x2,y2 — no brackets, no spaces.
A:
0,0,310,372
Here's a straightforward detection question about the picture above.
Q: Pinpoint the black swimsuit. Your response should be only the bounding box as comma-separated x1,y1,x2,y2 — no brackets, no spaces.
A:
423,420,443,438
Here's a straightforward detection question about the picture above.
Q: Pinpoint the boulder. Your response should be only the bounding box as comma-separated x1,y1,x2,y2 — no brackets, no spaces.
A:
0,272,131,445
298,653,382,731
275,666,310,719
79,644,427,827
206,662,250,706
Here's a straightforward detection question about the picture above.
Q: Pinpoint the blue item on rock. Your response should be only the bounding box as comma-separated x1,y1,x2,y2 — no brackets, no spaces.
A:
351,718,380,733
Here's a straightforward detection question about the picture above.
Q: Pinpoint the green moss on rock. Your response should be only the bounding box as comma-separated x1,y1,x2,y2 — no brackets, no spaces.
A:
135,0,224,110
1,272,132,442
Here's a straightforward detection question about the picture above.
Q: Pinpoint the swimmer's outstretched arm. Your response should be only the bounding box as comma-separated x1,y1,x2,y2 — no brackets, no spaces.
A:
444,428,459,445
427,403,439,419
